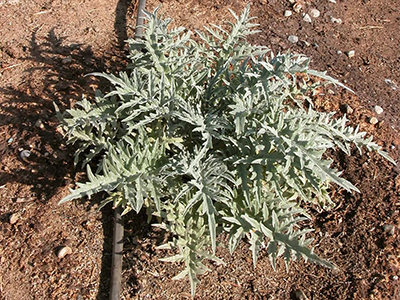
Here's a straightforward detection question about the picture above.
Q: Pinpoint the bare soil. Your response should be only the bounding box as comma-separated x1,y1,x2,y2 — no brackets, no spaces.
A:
0,0,399,299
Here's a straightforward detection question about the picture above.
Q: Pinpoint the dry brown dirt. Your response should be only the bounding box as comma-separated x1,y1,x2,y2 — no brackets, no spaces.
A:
0,0,399,299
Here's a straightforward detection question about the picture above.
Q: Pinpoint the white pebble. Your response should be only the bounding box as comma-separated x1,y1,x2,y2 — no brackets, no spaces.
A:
337,50,343,55
374,105,383,115
309,8,320,18
57,246,72,259
288,35,299,43
284,10,292,17
328,0,336,3
346,50,355,58
385,79,398,90
330,17,342,24
9,213,19,225
20,150,31,161
370,117,379,125
303,13,312,23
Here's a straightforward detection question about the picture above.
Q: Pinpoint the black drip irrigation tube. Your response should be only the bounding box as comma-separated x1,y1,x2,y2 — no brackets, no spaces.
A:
109,1,146,299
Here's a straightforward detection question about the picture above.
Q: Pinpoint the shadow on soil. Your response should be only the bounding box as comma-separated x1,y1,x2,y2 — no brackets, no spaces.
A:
0,0,142,299
0,26,121,201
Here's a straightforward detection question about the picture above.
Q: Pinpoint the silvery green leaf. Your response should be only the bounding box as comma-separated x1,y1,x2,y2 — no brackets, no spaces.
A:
57,4,395,297
307,69,354,93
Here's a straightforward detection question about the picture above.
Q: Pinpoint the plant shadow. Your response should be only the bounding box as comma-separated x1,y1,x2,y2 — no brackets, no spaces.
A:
0,24,128,201
0,0,143,299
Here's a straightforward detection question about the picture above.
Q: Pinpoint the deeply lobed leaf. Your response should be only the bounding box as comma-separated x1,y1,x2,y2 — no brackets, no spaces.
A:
58,5,396,297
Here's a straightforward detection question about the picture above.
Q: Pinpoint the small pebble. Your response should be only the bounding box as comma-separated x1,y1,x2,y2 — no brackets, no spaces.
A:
330,17,343,24
288,35,299,43
35,119,45,129
346,50,355,58
374,105,383,115
57,246,72,259
309,8,320,18
392,275,399,280
383,224,395,235
337,50,343,55
303,14,312,23
284,10,292,17
385,79,398,90
20,150,31,161
9,213,19,225
370,117,379,125
345,104,354,114
328,0,337,3
62,56,72,64
293,3,302,13
7,138,13,144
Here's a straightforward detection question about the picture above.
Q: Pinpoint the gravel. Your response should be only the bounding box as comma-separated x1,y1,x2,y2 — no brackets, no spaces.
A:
9,213,19,225
293,3,302,13
303,13,312,23
309,8,320,18
385,79,398,90
288,35,299,43
284,10,292,17
374,105,383,114
346,50,355,58
20,150,31,161
330,17,343,24
370,117,379,125
57,246,73,259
